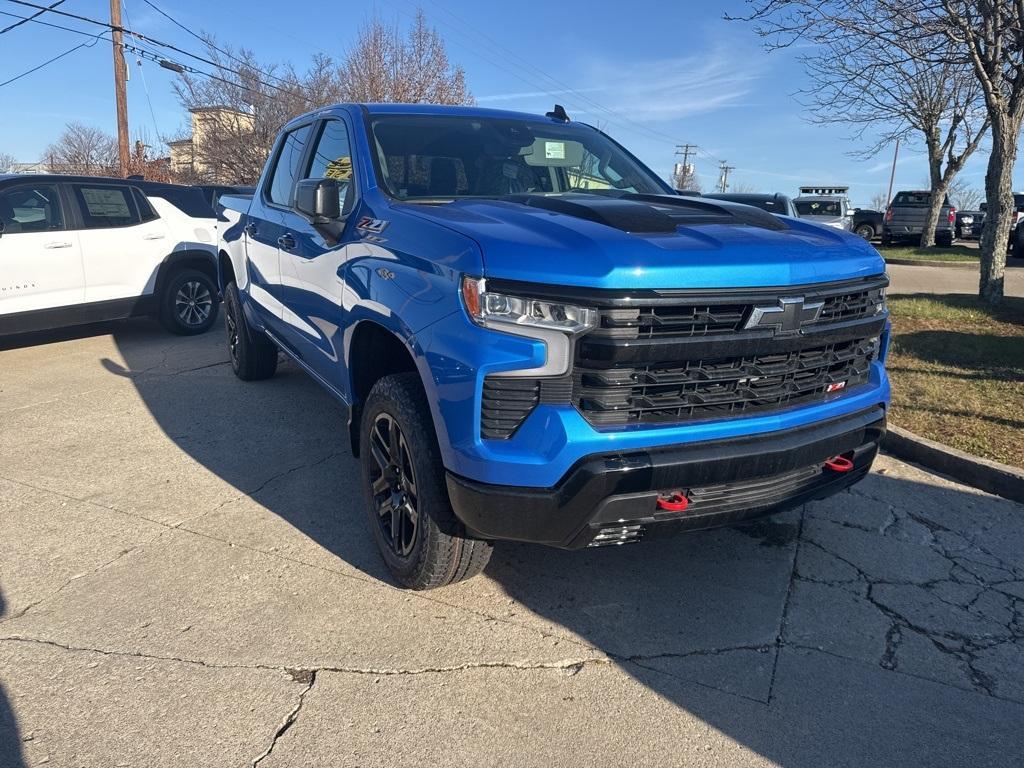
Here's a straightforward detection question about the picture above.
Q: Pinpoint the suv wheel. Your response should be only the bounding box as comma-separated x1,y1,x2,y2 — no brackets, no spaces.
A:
936,232,953,248
160,268,219,335
854,223,875,240
224,282,278,380
361,372,492,589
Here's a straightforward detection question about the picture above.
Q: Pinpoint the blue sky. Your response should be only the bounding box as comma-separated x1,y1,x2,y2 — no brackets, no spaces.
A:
0,0,1004,207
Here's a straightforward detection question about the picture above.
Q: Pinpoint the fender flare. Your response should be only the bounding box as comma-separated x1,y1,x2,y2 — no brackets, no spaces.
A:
153,249,219,300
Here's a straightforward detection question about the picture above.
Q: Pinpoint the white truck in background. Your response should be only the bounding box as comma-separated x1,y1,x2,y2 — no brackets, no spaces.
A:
794,185,853,232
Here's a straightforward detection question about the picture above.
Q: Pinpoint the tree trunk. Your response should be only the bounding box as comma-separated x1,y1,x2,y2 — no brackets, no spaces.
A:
979,118,1020,304
921,140,944,247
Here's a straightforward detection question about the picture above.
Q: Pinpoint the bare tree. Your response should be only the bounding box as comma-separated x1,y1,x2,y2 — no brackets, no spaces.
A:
933,1,1024,303
736,2,988,247
43,123,118,175
341,11,472,104
173,44,335,184
870,190,890,211
728,182,761,193
173,12,470,184
0,152,14,173
671,164,701,192
948,177,983,210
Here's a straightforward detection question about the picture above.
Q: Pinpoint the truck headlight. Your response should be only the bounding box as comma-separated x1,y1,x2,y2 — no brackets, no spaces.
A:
461,277,597,334
461,276,597,376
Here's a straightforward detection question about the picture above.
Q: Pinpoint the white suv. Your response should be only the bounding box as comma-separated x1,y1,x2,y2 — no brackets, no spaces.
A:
0,175,221,336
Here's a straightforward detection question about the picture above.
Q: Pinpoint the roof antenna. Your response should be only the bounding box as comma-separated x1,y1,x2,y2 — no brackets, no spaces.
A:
546,104,570,122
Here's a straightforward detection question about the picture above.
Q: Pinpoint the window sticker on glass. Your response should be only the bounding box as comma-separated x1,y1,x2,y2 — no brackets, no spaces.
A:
81,187,131,218
544,141,566,160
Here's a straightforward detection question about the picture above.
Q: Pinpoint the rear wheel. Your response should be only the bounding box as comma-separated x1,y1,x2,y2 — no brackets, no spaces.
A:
224,282,278,380
159,268,219,335
936,232,953,248
880,232,893,247
361,372,492,589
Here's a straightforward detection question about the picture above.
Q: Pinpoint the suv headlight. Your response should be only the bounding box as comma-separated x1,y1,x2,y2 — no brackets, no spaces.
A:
461,276,597,376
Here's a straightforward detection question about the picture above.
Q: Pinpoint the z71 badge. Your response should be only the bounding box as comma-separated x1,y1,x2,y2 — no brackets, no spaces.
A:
356,217,389,233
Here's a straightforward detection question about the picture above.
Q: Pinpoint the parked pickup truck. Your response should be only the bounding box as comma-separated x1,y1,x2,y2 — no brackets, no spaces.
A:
882,190,955,246
218,104,891,589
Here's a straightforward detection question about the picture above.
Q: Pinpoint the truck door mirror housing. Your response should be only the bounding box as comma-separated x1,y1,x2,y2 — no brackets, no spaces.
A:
295,178,342,223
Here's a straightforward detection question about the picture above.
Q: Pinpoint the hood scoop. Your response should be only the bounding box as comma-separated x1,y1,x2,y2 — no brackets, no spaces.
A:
502,193,788,235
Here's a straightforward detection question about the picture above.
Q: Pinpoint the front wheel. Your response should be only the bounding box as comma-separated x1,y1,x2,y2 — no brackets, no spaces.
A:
360,372,492,589
159,268,219,335
854,224,875,240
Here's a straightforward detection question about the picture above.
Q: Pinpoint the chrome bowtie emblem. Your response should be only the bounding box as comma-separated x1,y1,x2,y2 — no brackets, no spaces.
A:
743,297,824,334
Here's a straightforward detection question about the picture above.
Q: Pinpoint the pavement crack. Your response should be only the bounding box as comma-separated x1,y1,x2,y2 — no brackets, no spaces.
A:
767,506,804,704
251,670,317,767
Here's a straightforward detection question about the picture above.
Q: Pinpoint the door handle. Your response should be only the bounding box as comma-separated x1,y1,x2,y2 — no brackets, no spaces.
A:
44,241,72,249
143,233,165,241
244,222,258,237
278,233,297,250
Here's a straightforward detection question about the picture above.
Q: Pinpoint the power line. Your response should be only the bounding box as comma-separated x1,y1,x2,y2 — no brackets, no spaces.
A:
137,0,290,87
6,0,297,97
0,29,106,87
0,0,61,35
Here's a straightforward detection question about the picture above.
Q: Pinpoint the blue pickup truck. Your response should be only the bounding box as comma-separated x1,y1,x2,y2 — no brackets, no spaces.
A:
218,103,890,589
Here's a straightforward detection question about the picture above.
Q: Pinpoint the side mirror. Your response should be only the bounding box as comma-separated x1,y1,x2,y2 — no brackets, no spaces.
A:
295,178,341,223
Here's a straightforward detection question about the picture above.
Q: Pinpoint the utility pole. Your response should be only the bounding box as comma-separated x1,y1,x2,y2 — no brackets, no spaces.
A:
717,161,735,193
885,138,900,208
110,0,130,177
675,144,697,167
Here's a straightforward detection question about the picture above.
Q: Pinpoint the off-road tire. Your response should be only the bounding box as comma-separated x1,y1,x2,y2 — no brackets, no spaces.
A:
159,268,219,335
360,372,492,589
224,281,278,380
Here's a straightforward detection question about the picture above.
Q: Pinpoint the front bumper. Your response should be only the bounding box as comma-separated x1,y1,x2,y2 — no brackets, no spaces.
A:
446,406,885,549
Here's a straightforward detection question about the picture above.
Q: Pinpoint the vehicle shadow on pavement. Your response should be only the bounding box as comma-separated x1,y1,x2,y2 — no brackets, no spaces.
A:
107,324,1024,767
0,589,28,768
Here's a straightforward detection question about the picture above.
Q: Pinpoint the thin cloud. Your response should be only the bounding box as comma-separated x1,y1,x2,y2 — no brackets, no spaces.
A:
477,87,603,103
577,45,759,122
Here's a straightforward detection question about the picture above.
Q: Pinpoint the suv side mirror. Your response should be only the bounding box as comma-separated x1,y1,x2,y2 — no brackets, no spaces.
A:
296,178,341,223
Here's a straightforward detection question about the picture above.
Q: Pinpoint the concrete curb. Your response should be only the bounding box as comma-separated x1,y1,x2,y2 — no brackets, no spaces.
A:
883,258,978,269
882,425,1024,504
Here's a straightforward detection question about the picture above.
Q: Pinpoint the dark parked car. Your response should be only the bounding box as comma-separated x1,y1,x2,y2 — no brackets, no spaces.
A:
973,197,1024,250
955,210,980,240
851,209,883,241
701,192,797,217
882,190,955,246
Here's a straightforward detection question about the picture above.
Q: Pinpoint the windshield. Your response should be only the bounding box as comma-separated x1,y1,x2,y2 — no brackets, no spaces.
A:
795,200,842,217
369,115,668,201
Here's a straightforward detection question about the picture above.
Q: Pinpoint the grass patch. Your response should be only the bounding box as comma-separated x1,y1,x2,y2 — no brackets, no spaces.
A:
887,294,1024,468
879,245,979,263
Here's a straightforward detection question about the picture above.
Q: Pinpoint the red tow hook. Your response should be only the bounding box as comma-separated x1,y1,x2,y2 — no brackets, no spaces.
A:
656,492,690,512
824,454,855,473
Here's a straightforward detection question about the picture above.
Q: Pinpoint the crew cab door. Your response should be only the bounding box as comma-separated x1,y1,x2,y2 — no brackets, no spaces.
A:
243,122,315,330
276,117,361,388
0,181,84,317
69,182,172,303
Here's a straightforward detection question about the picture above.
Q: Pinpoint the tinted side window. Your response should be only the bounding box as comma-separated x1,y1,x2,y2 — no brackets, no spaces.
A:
0,184,64,234
72,184,140,228
133,188,160,223
304,120,356,214
267,124,312,206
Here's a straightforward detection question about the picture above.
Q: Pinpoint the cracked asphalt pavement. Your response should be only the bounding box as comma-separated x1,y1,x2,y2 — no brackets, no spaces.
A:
1,321,1022,767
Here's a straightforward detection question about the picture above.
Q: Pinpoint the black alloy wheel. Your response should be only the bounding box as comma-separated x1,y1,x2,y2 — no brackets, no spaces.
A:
367,412,419,558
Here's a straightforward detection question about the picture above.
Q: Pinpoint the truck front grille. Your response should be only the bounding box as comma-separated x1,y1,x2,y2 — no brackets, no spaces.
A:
572,276,887,429
575,338,877,427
